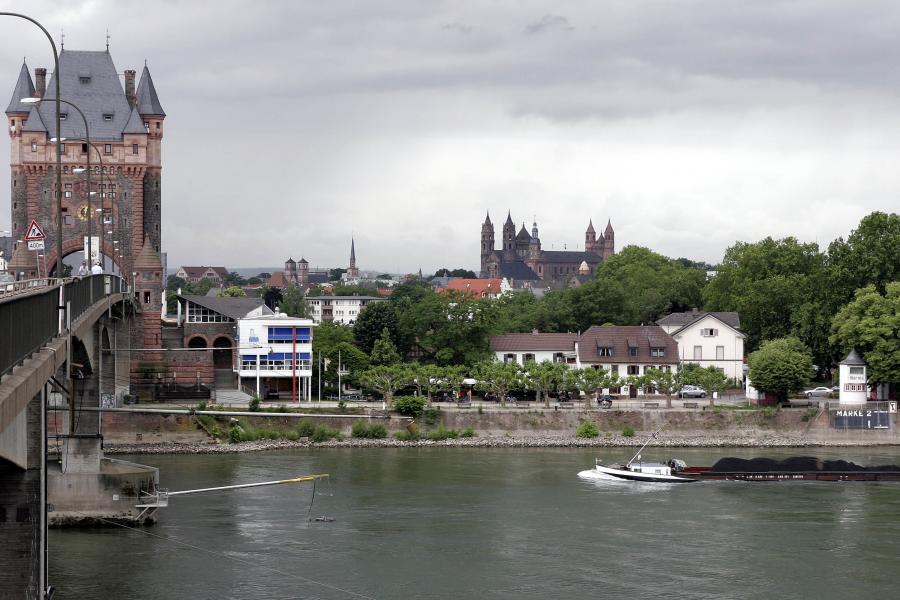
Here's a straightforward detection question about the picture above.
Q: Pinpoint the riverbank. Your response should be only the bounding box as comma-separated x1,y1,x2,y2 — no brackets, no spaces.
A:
101,432,900,454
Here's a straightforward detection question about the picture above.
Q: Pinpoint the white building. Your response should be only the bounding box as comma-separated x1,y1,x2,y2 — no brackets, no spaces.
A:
235,313,316,401
657,310,746,383
490,332,578,365
306,295,383,325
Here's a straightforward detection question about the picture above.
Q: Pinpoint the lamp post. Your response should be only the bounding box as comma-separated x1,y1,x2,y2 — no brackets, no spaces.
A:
1,12,62,285
30,98,95,280
0,13,60,598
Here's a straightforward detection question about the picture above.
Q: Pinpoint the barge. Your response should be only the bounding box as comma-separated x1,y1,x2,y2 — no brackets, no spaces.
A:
681,457,900,482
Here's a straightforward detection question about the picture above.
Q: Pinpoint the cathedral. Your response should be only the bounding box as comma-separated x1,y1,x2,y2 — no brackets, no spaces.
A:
480,212,614,283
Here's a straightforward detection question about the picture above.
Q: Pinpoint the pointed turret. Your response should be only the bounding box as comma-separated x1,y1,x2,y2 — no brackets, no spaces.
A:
602,219,615,259
585,219,597,253
504,210,514,226
347,238,359,278
135,65,165,116
122,105,146,134
604,219,614,236
502,210,516,254
586,219,595,234
483,211,492,226
5,62,35,114
21,105,48,133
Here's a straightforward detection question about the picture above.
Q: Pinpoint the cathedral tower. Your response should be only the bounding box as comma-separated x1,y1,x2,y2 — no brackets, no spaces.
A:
347,238,359,278
603,219,615,259
585,220,596,254
480,212,494,277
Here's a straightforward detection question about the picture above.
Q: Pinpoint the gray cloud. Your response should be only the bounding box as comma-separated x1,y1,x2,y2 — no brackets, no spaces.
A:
1,0,899,273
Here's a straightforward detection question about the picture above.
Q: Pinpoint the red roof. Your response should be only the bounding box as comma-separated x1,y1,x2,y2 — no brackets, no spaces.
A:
578,326,678,365
444,278,502,297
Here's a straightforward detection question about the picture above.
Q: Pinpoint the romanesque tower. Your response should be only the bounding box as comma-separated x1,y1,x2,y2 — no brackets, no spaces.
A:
502,211,516,258
585,220,596,253
298,257,309,287
480,212,494,277
602,219,615,259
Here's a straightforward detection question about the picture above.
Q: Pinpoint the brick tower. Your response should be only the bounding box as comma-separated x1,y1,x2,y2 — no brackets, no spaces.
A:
6,49,166,374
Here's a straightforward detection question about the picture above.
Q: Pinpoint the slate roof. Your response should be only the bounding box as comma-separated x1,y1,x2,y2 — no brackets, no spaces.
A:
6,62,35,113
656,311,741,330
516,225,532,242
839,349,865,366
180,294,270,320
135,65,165,116
490,332,578,352
541,250,603,263
22,106,48,132
308,272,330,284
578,325,679,365
499,261,539,281
37,50,132,141
122,106,146,134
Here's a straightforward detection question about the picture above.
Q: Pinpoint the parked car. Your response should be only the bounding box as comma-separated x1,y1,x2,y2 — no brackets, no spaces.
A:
678,385,707,398
831,385,840,393
803,386,832,398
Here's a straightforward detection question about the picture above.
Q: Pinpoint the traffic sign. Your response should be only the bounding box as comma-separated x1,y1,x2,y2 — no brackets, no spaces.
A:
24,219,46,241
27,240,44,251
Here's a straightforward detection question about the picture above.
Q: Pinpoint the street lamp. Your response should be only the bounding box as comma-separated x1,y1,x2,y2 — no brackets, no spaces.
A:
27,97,96,278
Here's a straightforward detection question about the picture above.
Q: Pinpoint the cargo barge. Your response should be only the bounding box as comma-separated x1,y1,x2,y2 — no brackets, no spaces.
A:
680,457,900,482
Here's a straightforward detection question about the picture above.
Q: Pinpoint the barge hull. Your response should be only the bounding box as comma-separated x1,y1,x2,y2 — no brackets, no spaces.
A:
683,471,900,482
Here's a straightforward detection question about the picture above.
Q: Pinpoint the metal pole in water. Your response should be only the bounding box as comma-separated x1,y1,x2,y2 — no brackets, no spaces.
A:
166,474,329,497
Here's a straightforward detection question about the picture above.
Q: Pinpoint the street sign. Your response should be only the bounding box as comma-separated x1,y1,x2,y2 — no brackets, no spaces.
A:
24,219,46,241
27,240,44,251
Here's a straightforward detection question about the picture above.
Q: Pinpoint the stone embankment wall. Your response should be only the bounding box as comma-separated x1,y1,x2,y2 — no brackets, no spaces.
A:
92,407,900,446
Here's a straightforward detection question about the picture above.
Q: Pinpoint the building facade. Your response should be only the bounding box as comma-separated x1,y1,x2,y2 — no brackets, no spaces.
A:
236,314,315,401
306,295,383,325
480,212,614,283
176,266,228,285
656,310,745,383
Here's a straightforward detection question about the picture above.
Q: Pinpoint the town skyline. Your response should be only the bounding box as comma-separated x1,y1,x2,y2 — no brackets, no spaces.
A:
2,1,897,272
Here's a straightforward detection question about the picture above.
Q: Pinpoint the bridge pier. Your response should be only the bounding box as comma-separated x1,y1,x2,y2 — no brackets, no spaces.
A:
0,387,47,600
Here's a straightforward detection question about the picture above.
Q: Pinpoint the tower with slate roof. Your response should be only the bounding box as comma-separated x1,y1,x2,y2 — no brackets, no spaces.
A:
6,48,166,370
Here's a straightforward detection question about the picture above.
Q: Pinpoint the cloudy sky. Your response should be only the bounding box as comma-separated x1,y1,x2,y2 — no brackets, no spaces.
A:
1,0,898,273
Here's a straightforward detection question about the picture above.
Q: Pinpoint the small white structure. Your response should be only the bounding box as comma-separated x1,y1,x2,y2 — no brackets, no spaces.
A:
838,349,868,405
235,313,316,401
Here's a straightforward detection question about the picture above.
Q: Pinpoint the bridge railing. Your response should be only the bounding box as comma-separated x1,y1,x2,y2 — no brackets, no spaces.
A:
0,274,126,378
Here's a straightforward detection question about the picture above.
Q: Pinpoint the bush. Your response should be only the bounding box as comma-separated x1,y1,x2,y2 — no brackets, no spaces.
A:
423,407,441,425
248,397,261,412
228,426,243,443
351,419,388,439
576,421,599,438
427,425,460,441
392,395,427,416
297,419,316,437
460,427,476,438
622,425,635,438
311,424,341,443
395,430,421,441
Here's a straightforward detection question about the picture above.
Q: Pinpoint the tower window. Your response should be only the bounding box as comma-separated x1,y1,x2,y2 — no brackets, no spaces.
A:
59,143,66,152
104,144,112,154
103,113,113,121
31,141,37,152
132,143,138,155
79,76,91,84
81,143,88,154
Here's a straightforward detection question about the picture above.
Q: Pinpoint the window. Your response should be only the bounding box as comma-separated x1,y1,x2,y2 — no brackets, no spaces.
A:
849,366,864,376
693,345,702,360
64,215,74,225
628,346,638,357
716,346,725,360
63,166,68,173
598,346,614,357
59,143,66,152
81,143,88,153
59,113,67,121
186,301,233,323
503,353,516,364
650,347,666,357
701,328,718,337
104,144,112,154
267,327,312,343
64,190,72,198
103,113,113,121
611,365,619,375
144,122,149,132
31,141,37,152
627,365,639,375
132,143,139,155
522,353,535,362
143,291,151,304
79,76,91,84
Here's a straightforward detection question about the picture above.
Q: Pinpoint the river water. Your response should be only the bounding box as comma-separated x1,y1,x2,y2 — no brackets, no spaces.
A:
51,447,900,599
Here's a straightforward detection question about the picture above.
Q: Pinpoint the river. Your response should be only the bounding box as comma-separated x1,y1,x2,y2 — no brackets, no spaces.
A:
50,447,900,599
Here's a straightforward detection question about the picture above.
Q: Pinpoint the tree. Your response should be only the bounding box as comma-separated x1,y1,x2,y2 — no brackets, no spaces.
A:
413,364,465,404
697,367,730,407
397,291,496,366
247,277,262,285
827,212,900,298
433,267,477,279
328,267,347,281
370,327,401,365
644,368,681,409
830,282,900,387
747,337,813,403
257,285,283,311
473,360,522,408
217,285,246,297
564,367,611,409
224,271,247,286
523,360,568,408
353,301,399,354
279,286,308,317
359,364,414,405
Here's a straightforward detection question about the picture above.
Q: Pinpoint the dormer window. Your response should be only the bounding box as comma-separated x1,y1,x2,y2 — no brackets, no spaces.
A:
103,113,113,121
59,113,67,121
598,346,614,357
650,347,666,357
79,76,91,84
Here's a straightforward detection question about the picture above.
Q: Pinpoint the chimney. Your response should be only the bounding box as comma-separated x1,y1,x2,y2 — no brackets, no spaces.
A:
34,68,46,99
125,69,136,108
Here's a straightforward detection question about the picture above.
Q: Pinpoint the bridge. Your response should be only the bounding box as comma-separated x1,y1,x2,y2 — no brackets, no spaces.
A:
0,274,131,598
